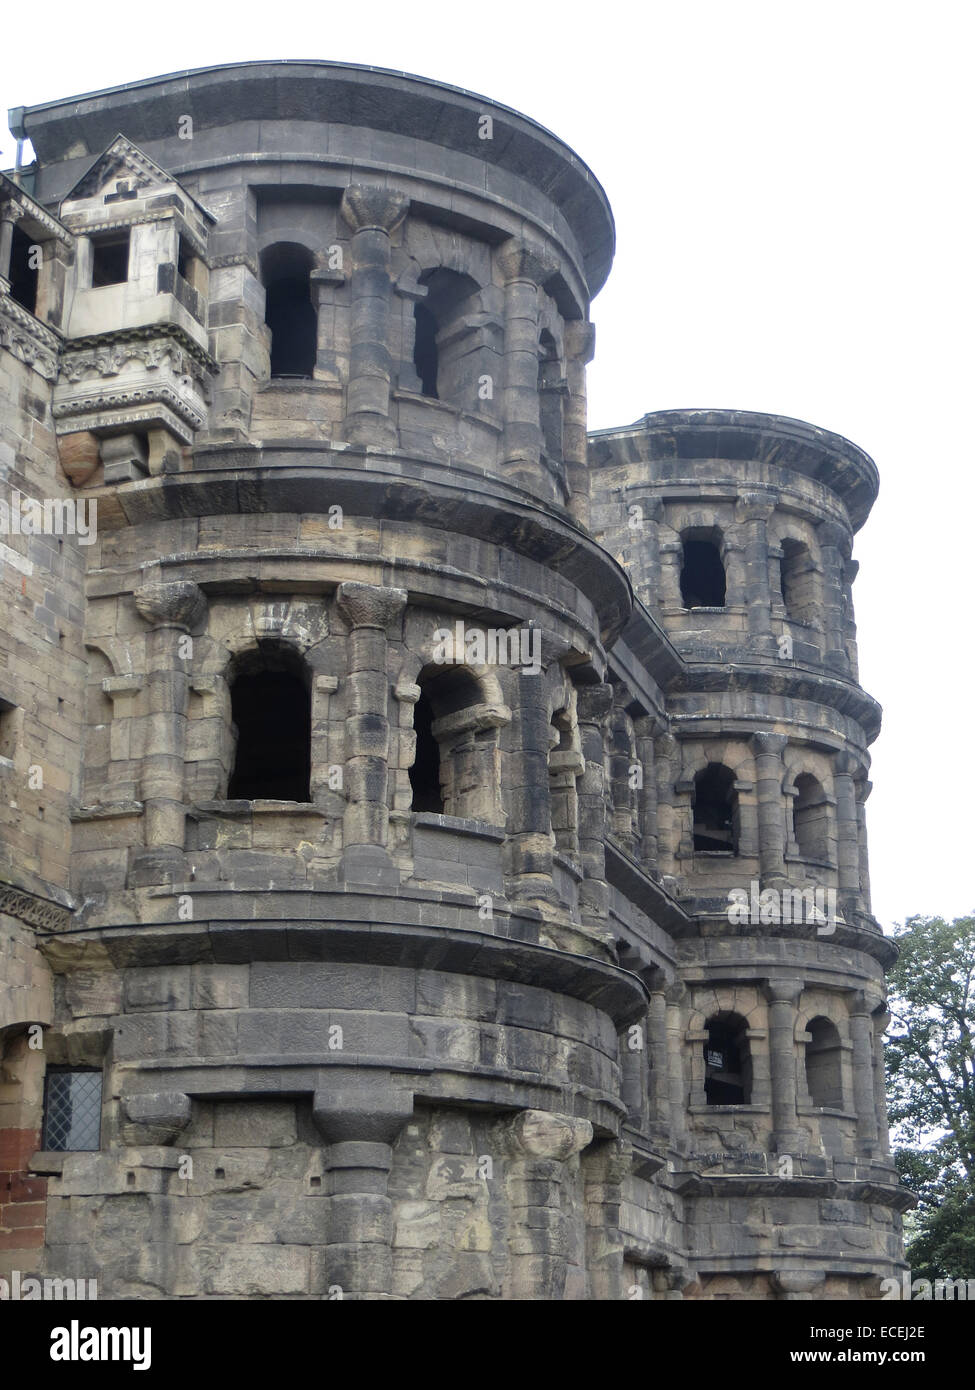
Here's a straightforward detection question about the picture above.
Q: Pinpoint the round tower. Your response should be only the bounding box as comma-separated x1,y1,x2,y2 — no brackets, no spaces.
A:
590,410,902,1298
0,64,907,1302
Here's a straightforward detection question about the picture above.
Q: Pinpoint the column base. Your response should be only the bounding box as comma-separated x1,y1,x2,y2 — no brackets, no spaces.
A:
338,844,401,887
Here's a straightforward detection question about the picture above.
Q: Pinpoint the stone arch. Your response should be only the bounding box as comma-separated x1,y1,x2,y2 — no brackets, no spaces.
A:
260,241,317,378
407,660,507,823
547,682,584,859
225,640,313,802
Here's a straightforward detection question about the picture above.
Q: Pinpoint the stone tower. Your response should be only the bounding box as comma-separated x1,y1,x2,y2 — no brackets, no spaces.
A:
0,62,906,1300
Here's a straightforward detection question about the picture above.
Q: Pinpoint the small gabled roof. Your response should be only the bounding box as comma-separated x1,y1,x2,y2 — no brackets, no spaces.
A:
60,133,214,221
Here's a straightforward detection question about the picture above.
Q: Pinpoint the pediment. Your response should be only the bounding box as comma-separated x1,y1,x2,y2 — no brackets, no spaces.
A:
61,135,210,220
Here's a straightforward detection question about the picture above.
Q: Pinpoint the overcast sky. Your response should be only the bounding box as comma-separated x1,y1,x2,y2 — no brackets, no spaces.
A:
3,1,971,932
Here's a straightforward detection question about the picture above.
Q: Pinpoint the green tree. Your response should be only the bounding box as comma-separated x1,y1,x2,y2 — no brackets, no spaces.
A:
886,913,975,1277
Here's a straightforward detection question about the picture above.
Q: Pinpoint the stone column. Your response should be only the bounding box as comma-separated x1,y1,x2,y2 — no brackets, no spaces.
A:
313,1082,413,1300
750,732,789,888
817,521,849,672
849,993,878,1156
496,1109,592,1300
504,665,558,910
658,538,684,614
339,185,409,447
766,980,802,1154
619,1007,650,1131
574,683,614,942
736,492,775,645
872,1007,892,1157
665,980,688,1149
856,779,873,915
833,751,861,914
647,969,670,1134
583,1138,631,1301
654,731,680,885
335,582,406,885
634,715,660,873
0,205,16,284
562,320,596,530
132,580,207,884
497,238,557,488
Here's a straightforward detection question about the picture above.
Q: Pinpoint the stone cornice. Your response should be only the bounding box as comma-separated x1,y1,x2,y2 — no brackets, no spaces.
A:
589,409,880,532
0,873,74,932
62,323,218,376
0,171,74,245
0,290,61,379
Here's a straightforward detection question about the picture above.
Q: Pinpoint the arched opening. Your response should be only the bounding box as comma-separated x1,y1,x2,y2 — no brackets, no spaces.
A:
805,1016,843,1107
779,538,816,623
410,664,489,818
227,644,311,801
680,528,726,608
411,269,482,404
548,706,580,856
409,685,443,812
704,1013,751,1105
413,303,440,398
693,763,739,853
261,243,317,379
9,226,39,314
793,772,828,861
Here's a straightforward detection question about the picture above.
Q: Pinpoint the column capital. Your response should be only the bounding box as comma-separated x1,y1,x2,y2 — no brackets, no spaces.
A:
575,682,614,726
335,582,407,632
564,318,596,363
340,185,409,235
765,978,803,1007
736,490,776,523
133,580,207,632
816,518,851,552
750,731,788,758
834,750,860,778
312,1081,414,1145
771,1270,826,1300
497,236,559,286
848,989,873,1018
495,1109,593,1160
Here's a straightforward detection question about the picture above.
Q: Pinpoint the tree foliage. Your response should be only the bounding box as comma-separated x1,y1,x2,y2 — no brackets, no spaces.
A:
886,913,975,1276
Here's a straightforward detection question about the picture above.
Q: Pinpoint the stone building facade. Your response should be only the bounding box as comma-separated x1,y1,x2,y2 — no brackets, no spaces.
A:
0,61,907,1299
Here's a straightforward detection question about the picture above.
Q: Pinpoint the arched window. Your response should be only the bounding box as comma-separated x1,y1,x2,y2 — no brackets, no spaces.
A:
793,772,828,861
693,763,738,853
548,706,582,856
779,538,816,623
805,1016,843,1107
410,664,500,821
409,684,443,812
227,644,311,801
704,1013,751,1104
261,243,317,379
411,269,482,404
413,303,440,397
9,225,39,314
680,528,726,608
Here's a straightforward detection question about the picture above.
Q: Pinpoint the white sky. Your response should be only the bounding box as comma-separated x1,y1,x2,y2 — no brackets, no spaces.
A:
3,0,971,932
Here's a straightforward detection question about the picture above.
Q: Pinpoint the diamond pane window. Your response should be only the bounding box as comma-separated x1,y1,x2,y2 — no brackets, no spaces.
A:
43,1069,102,1151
